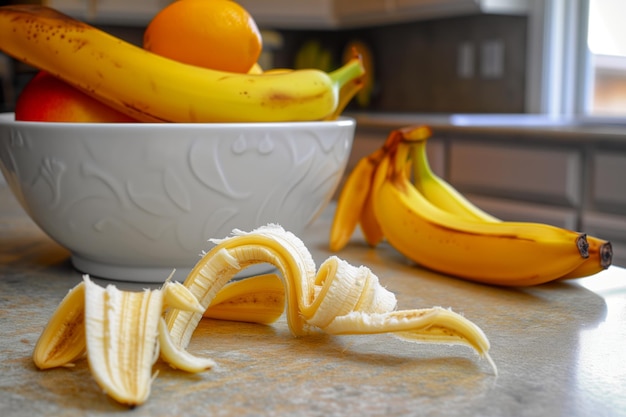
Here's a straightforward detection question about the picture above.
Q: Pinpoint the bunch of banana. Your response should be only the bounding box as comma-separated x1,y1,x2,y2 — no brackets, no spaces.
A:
0,5,365,123
330,126,612,286
34,224,496,406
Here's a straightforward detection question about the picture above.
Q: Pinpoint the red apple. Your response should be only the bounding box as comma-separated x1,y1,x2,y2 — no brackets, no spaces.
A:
15,71,136,122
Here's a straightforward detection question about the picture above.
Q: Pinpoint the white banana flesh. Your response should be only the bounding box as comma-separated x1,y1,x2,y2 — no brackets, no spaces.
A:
165,224,495,372
83,276,163,406
33,276,211,407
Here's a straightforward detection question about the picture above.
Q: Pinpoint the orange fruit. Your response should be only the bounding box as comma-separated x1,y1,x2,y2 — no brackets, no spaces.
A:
144,0,262,73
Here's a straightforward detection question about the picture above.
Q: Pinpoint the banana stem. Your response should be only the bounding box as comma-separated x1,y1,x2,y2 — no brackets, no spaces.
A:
600,241,613,268
576,234,590,258
329,56,366,94
322,56,365,120
324,77,363,120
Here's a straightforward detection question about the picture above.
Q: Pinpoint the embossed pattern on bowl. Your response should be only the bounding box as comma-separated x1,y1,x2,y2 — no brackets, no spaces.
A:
0,113,355,282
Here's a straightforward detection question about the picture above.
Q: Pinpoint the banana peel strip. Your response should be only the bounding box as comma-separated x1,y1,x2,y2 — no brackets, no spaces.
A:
165,224,496,374
32,276,211,407
33,224,495,407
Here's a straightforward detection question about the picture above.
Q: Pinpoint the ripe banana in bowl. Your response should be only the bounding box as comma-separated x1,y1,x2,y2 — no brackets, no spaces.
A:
330,126,611,285
0,5,365,123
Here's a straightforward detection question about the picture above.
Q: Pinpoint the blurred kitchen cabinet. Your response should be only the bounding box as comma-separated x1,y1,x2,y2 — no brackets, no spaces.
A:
42,0,528,28
445,141,582,230
590,151,626,212
448,142,582,207
44,0,87,17
236,0,528,29
44,0,170,25
90,1,169,25
581,149,626,266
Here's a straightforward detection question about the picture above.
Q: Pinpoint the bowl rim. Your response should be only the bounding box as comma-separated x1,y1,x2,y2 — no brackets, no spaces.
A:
0,112,355,129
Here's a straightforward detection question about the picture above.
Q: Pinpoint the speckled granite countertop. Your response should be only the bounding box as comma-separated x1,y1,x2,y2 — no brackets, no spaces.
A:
1,185,626,417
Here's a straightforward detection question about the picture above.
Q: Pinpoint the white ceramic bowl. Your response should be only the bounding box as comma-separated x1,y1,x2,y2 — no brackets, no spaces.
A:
0,113,355,282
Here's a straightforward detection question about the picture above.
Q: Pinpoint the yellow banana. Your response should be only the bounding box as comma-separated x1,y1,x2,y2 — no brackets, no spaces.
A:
402,126,612,279
165,224,495,372
359,184,385,247
329,156,377,251
0,5,365,123
406,126,501,223
330,130,406,251
33,281,87,370
330,125,610,284
203,273,285,324
558,236,612,279
372,141,590,286
329,145,391,251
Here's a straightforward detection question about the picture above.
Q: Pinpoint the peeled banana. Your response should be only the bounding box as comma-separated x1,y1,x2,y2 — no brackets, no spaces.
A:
33,277,211,406
0,5,365,123
165,224,495,371
34,224,496,406
330,126,612,285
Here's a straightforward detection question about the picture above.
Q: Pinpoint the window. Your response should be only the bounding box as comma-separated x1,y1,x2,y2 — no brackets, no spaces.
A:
526,0,626,119
587,0,626,115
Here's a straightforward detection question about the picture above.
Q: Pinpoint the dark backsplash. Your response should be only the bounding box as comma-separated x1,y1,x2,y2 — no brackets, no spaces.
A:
276,14,528,114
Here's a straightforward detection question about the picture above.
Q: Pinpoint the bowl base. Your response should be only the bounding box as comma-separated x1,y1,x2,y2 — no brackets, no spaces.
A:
71,254,277,284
